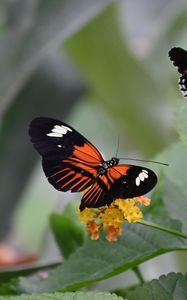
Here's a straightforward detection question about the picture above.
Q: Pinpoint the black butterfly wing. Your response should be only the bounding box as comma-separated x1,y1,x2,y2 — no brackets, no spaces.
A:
29,118,157,210
29,117,103,192
108,165,157,198
169,47,187,97
80,164,157,210
169,47,187,73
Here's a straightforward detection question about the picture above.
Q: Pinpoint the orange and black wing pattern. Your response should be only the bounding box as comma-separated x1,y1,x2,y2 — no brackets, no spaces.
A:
29,118,157,211
80,164,157,210
29,117,103,193
169,47,187,97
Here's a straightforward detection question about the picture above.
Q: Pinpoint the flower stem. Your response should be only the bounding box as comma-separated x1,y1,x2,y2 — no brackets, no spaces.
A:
138,219,187,239
133,266,144,285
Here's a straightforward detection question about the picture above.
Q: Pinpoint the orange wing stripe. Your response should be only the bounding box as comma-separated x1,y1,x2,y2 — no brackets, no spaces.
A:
60,175,80,190
73,142,102,164
84,184,103,204
93,188,103,205
63,158,98,178
49,168,70,178
100,175,110,189
55,171,75,183
76,178,92,191
113,165,130,175
82,183,103,206
84,188,97,203
84,186,98,203
70,177,88,191
107,165,130,183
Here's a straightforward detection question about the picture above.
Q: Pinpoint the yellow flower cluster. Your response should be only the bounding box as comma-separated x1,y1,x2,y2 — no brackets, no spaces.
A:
114,199,143,223
78,196,150,242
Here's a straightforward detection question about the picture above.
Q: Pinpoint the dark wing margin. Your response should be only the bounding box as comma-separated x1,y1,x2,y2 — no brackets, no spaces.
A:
42,159,96,192
29,117,103,162
169,47,187,97
29,117,104,193
168,47,187,74
108,165,157,199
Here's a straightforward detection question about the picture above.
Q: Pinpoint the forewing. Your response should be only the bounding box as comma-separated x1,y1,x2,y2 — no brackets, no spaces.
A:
80,164,157,210
108,164,158,199
169,47,187,74
29,117,103,162
29,117,103,192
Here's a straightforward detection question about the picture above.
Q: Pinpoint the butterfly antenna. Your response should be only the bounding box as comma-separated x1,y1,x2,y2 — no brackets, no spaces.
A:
119,157,168,166
115,135,120,157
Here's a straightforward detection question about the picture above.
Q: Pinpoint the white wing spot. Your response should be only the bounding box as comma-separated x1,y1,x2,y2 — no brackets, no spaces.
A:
47,132,62,137
139,172,145,181
47,124,72,137
57,145,62,148
143,172,148,178
135,177,140,186
135,170,149,186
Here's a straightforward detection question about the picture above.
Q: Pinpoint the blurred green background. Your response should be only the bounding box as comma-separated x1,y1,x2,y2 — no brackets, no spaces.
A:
0,0,187,291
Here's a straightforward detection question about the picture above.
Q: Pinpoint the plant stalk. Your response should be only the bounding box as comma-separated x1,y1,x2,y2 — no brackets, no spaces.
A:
133,266,144,285
138,219,187,239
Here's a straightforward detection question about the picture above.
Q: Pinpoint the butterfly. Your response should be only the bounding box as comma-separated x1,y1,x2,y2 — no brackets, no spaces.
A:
169,47,187,97
29,117,157,211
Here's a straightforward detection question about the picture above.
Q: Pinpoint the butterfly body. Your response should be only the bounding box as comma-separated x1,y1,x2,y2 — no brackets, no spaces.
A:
169,47,187,97
29,117,157,210
98,157,119,175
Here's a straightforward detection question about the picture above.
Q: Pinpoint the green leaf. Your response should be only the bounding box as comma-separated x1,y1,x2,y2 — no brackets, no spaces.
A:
175,102,187,148
0,260,61,284
163,142,187,231
127,272,187,300
0,291,123,300
142,176,168,218
50,204,86,259
65,4,170,156
17,217,187,293
0,0,113,116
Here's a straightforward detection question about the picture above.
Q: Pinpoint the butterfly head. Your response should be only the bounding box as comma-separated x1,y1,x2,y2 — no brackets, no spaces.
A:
111,157,119,165
98,157,119,176
103,157,119,168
